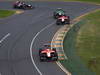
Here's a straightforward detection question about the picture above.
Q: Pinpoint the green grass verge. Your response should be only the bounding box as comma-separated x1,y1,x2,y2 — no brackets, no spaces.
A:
0,10,15,18
61,10,100,75
75,0,100,3
66,0,100,3
76,10,100,75
49,0,100,4
61,19,95,75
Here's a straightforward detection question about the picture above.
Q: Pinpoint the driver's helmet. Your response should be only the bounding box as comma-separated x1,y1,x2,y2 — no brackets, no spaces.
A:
59,13,62,15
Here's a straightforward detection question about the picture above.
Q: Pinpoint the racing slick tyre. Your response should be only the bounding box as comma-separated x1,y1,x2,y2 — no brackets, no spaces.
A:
40,55,46,62
56,21,61,25
54,57,58,61
53,13,59,19
39,48,43,55
52,48,58,61
13,5,17,8
52,48,57,52
40,57,45,62
53,55,58,61
55,15,59,19
23,6,27,10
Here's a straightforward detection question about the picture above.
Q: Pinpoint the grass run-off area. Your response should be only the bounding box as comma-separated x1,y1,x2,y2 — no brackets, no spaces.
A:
50,0,100,4
76,10,100,75
61,10,100,75
0,10,15,18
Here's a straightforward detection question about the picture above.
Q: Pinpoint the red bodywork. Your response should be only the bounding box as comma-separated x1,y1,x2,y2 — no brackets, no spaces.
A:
58,16,69,19
41,49,55,57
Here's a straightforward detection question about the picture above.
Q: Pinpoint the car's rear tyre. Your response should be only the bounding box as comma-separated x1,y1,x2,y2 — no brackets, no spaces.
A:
56,21,61,25
13,5,17,8
54,58,58,61
53,56,58,61
40,57,46,62
52,48,57,52
23,7,27,10
39,48,43,55
53,14,59,19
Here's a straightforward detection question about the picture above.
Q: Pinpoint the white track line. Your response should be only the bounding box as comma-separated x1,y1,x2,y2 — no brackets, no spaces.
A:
0,33,10,43
56,62,71,75
30,22,55,75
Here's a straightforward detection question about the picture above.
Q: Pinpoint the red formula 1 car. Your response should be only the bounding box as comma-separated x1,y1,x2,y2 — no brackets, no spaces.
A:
13,1,33,10
56,15,70,25
39,46,58,62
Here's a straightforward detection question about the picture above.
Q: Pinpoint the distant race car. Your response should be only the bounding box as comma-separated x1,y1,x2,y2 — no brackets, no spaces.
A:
39,45,58,62
13,1,33,10
53,8,66,19
56,15,70,25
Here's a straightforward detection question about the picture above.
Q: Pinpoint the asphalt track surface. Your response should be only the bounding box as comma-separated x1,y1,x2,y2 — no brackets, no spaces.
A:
0,1,100,75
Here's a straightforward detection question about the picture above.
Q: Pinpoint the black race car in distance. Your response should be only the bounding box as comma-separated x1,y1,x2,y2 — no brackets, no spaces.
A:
56,15,70,25
39,47,58,62
13,1,33,10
